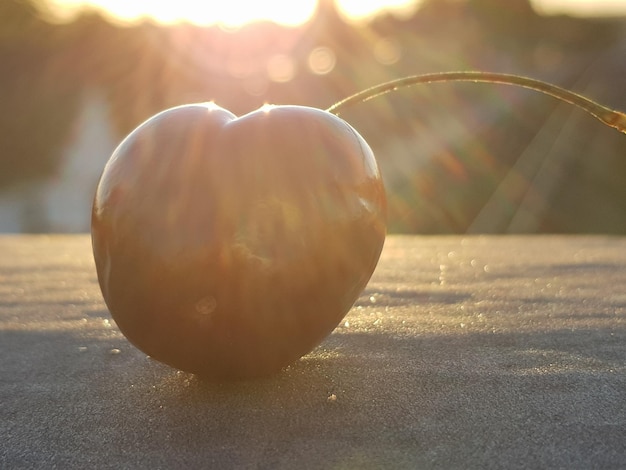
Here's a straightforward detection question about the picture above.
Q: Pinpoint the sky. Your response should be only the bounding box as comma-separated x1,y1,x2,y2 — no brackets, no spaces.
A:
42,0,626,27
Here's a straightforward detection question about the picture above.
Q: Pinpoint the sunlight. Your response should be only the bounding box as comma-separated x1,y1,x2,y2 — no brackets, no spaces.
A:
44,0,319,27
42,0,626,26
531,0,626,17
335,0,419,22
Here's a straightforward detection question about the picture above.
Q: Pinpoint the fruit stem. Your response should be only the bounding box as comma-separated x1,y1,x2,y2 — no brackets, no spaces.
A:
326,71,626,135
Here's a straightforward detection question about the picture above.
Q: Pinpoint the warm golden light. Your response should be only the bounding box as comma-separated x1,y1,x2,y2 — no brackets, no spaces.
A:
44,0,319,26
335,0,418,22
266,54,296,83
530,0,626,17
42,0,626,26
308,47,337,75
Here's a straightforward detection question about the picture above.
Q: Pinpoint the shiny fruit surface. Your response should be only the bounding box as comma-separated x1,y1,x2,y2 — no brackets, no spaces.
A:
91,103,386,379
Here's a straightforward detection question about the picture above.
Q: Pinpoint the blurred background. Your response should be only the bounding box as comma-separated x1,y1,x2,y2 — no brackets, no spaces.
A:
1,0,626,234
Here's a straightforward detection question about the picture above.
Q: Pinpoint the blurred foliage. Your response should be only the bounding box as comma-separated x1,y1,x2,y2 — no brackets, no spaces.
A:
1,0,625,232
0,0,79,188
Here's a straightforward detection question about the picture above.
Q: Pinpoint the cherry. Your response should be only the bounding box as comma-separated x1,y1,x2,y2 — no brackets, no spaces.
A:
92,71,626,380
91,103,386,379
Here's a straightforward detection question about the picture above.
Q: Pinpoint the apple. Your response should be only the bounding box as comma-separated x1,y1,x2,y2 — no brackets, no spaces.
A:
91,103,386,379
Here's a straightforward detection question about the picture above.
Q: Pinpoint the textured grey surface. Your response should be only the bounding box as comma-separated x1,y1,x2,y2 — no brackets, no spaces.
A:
1,235,626,469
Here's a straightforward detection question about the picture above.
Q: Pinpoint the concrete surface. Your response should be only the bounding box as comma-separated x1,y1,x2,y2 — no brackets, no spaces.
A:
1,235,626,469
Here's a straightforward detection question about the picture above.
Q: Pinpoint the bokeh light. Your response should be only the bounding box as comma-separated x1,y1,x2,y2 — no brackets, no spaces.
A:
308,47,337,75
2,0,626,234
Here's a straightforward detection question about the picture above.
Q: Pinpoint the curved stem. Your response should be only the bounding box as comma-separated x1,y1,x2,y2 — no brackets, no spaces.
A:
326,71,626,135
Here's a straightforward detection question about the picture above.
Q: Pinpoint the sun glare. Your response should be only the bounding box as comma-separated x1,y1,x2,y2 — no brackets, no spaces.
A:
335,0,419,22
530,0,626,17
42,0,626,28
45,0,319,27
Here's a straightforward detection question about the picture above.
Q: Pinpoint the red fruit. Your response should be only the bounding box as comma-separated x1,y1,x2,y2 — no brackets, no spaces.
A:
91,103,386,379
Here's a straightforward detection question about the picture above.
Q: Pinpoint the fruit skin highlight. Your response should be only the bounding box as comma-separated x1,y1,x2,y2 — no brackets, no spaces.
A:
91,103,387,379
92,71,626,380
